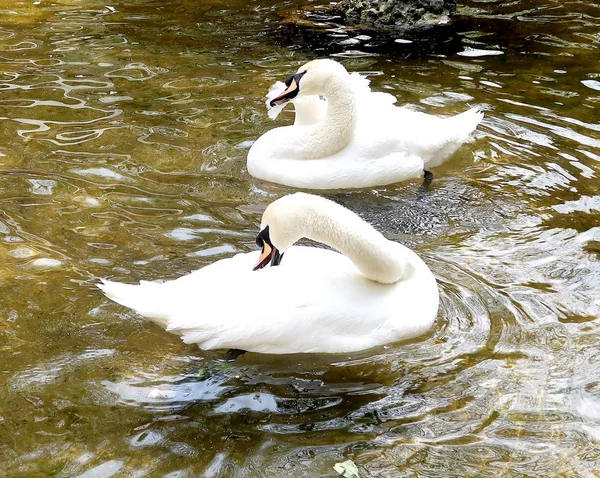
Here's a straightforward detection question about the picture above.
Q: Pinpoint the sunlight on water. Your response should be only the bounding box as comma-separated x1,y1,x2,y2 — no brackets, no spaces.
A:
0,0,599,475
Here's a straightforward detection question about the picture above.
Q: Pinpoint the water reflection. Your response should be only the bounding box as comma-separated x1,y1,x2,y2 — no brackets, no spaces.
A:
0,0,599,475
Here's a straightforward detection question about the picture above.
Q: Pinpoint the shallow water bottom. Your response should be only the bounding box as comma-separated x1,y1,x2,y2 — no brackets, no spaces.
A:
0,0,600,476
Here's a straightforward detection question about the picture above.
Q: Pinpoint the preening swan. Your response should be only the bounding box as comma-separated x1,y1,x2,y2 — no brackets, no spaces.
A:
98,193,439,355
248,59,484,190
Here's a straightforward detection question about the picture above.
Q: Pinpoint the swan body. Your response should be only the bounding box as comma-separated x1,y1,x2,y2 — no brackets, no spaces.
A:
98,193,439,355
248,59,483,190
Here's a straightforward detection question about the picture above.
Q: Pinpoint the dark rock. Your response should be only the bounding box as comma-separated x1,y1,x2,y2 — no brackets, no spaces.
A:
267,0,462,58
335,0,456,33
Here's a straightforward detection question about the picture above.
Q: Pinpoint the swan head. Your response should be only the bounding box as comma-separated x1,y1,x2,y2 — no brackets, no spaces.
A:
265,81,327,122
252,193,411,284
268,59,348,108
253,193,313,270
253,225,284,270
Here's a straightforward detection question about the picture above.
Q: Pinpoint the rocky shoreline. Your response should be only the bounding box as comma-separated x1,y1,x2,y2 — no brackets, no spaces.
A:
335,0,456,33
269,0,461,58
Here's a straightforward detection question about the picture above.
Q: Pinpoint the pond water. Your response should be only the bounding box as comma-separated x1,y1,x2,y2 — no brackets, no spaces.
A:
0,0,599,476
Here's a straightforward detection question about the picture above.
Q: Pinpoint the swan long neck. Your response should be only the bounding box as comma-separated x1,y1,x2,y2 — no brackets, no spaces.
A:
292,97,325,126
298,74,357,159
295,201,408,284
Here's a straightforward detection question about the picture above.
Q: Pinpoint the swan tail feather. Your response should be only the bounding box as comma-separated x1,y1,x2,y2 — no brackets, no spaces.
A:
446,105,484,142
419,105,484,169
97,279,171,329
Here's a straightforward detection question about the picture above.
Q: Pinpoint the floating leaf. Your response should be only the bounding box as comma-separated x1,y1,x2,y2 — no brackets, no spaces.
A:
333,460,359,478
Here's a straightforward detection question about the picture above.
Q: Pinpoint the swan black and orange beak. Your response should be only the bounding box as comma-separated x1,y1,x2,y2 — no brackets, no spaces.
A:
253,226,284,270
269,71,306,107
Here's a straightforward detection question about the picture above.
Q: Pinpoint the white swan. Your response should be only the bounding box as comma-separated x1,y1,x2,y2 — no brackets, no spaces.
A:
98,193,439,355
248,59,484,190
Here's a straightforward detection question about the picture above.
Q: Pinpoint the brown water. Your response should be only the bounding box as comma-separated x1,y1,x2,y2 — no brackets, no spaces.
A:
0,0,599,476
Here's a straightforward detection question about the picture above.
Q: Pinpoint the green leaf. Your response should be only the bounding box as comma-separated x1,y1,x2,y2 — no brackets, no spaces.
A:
333,460,359,478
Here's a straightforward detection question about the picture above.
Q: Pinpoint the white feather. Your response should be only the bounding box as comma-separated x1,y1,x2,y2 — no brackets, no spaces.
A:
265,81,287,120
249,59,484,189
98,194,439,355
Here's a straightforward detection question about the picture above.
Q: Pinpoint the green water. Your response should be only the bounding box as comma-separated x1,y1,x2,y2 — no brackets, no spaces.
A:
0,0,599,476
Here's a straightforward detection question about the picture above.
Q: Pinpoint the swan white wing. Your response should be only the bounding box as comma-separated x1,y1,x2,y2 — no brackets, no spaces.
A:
345,73,482,164
348,72,397,110
99,246,437,354
352,104,483,167
161,248,397,351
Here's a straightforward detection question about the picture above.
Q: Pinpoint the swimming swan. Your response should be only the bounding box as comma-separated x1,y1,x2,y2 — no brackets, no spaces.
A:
98,193,439,355
248,59,484,190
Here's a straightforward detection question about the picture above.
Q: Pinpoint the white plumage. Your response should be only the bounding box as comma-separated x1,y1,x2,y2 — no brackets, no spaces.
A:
248,59,483,189
98,193,439,355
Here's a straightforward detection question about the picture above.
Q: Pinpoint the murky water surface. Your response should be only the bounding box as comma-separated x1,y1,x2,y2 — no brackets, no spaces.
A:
0,0,599,475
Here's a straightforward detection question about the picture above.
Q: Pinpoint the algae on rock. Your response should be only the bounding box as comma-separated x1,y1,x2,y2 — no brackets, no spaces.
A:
336,0,456,32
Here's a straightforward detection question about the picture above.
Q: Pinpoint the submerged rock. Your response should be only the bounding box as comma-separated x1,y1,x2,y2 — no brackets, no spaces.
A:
269,0,461,58
267,0,463,58
336,0,456,33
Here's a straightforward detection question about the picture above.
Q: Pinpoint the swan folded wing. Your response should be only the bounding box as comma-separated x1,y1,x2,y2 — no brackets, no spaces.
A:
161,287,319,352
347,72,372,92
169,292,398,354
348,72,397,109
98,279,172,328
404,106,484,167
369,91,397,107
355,105,483,168
400,106,483,143
161,247,413,354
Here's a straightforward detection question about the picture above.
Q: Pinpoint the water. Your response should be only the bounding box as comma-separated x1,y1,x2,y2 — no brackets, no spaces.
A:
0,0,599,475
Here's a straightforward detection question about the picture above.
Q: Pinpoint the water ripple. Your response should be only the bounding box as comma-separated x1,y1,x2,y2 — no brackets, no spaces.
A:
0,0,599,476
